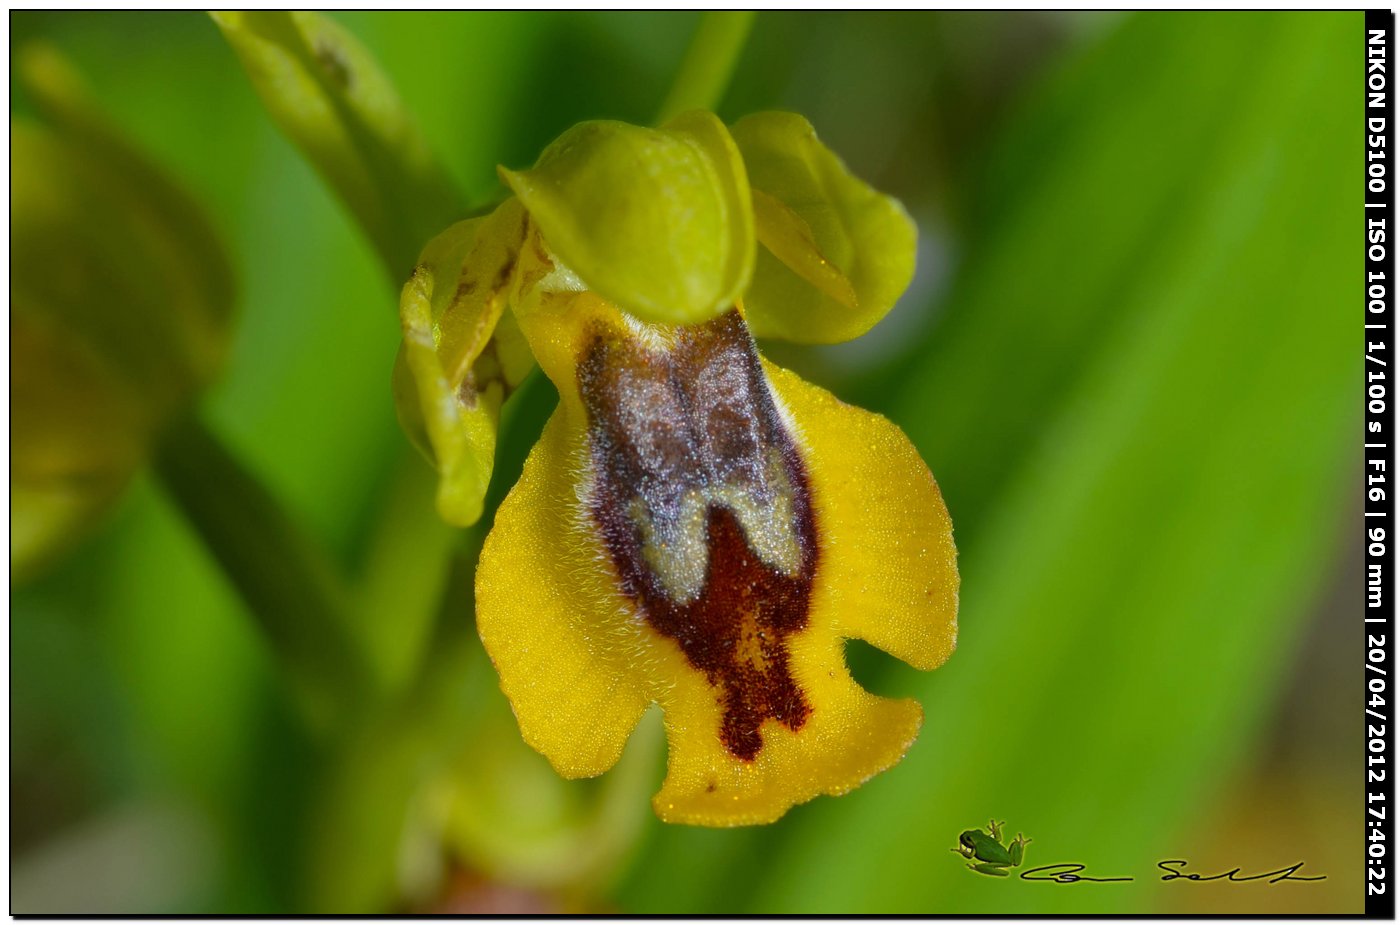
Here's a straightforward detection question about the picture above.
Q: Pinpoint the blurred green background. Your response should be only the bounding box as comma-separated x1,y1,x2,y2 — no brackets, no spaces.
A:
10,11,1360,914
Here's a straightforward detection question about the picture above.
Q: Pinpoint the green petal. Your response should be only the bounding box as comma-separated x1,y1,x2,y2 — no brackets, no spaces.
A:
397,200,534,527
500,111,754,325
730,111,916,344
211,11,463,280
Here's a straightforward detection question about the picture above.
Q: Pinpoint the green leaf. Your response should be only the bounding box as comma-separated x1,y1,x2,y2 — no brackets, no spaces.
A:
500,111,754,325
730,111,916,344
211,11,465,280
153,416,369,731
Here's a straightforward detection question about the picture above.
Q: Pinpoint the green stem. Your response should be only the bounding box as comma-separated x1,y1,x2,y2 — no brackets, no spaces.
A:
153,413,370,729
353,448,461,694
655,11,756,124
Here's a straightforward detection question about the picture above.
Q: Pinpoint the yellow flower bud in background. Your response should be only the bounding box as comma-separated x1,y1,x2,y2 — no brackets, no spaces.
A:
11,45,235,579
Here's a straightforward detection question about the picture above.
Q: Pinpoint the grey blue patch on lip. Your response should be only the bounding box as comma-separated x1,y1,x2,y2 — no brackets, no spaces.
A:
577,309,818,760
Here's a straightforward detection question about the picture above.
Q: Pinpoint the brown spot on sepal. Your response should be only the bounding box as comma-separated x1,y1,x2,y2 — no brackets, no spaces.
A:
578,311,818,761
456,337,513,411
314,42,352,90
441,217,527,411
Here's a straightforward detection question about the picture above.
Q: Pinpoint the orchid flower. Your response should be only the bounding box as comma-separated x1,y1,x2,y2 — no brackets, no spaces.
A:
397,109,958,826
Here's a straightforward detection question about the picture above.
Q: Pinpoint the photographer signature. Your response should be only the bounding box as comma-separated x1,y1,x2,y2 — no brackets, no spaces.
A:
953,820,1326,884
1021,860,1326,884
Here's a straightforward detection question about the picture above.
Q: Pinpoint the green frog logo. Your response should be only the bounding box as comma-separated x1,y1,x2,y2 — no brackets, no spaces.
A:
952,819,1032,877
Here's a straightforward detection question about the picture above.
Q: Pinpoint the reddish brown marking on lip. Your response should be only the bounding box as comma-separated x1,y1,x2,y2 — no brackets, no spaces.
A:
578,311,816,760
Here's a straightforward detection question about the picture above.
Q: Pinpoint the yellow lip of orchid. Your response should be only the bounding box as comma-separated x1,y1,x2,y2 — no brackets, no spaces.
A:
399,110,957,826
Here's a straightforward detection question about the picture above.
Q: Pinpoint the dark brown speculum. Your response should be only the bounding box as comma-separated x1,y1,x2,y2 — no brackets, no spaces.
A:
577,310,817,760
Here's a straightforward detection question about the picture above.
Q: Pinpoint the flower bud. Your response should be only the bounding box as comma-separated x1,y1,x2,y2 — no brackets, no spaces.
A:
11,46,235,578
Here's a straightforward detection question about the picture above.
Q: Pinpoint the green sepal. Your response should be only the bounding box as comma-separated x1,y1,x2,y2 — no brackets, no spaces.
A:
730,111,916,344
211,11,463,280
12,46,235,579
500,110,754,325
396,200,534,527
